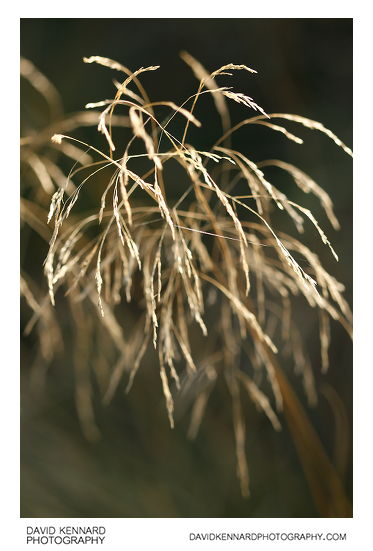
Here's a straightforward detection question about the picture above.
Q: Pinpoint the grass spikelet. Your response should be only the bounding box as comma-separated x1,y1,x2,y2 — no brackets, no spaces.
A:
98,104,116,151
95,260,104,318
143,252,159,348
159,363,175,429
83,55,129,72
288,201,339,261
254,121,303,144
210,63,257,78
51,133,63,144
47,188,64,224
267,113,353,157
223,91,269,118
119,154,132,226
154,171,175,239
258,159,340,230
129,107,162,169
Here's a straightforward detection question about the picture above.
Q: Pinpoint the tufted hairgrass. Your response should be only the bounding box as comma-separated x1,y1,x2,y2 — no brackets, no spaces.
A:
21,54,352,515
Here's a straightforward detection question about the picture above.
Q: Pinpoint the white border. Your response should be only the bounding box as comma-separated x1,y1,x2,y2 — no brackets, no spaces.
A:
2,4,371,550
17,2,353,19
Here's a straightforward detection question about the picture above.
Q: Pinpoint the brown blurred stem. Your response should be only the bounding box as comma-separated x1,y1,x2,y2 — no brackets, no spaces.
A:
268,355,352,517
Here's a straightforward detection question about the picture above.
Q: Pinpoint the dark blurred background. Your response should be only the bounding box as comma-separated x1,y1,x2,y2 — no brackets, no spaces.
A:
20,18,352,517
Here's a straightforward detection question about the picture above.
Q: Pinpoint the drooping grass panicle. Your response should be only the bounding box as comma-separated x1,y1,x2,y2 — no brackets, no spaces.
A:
21,55,352,504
